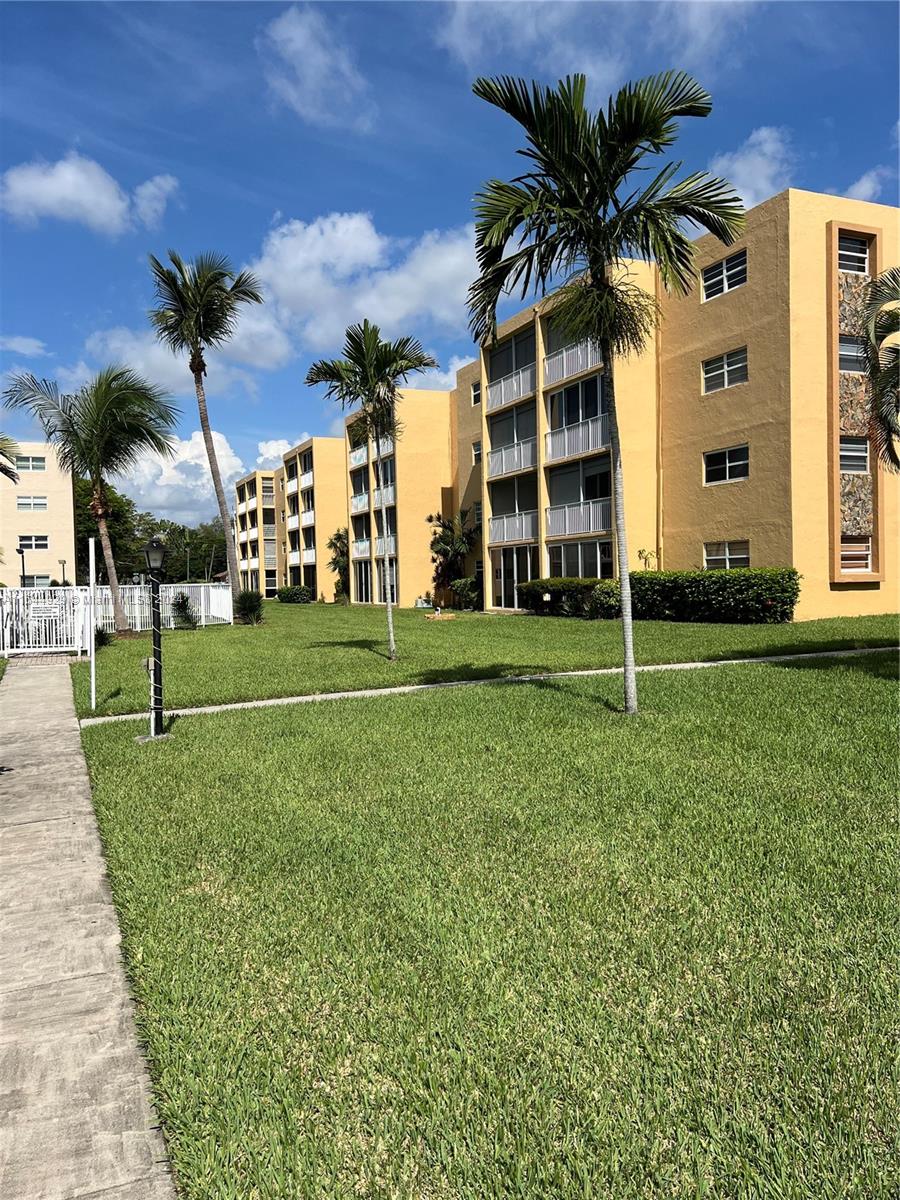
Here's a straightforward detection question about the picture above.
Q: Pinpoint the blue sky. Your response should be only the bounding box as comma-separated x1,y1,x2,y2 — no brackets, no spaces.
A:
1,0,897,521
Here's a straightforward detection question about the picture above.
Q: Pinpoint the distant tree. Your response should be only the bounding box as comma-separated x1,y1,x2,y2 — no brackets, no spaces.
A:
0,432,19,483
426,508,481,599
326,526,350,599
863,265,900,472
73,477,142,583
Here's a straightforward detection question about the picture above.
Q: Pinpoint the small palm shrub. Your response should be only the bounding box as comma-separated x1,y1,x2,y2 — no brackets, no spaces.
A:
94,625,114,648
276,585,312,604
172,591,199,629
235,590,264,624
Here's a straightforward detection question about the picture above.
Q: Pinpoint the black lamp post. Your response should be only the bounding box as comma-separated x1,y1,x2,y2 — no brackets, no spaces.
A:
142,536,167,738
16,546,26,589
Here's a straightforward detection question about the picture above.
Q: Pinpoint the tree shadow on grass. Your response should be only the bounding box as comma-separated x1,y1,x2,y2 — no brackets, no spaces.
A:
413,662,556,686
306,638,392,661
766,648,898,683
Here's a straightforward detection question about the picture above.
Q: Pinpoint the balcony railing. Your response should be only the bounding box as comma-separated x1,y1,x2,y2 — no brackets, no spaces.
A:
302,548,316,566
238,529,248,543
245,496,258,512
236,500,247,515
375,535,397,556
300,510,315,527
248,556,260,569
545,415,609,462
373,436,394,456
546,498,611,537
352,538,371,559
300,469,314,490
487,437,537,479
486,363,536,412
349,445,368,468
373,484,395,508
350,492,370,514
544,339,603,387
488,510,538,544
286,476,298,496
288,549,300,567
287,513,299,531
239,558,249,570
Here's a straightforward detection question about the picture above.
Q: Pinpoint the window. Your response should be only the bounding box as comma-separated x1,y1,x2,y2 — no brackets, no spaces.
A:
701,249,747,300
471,381,481,406
18,534,49,550
548,540,613,579
16,495,48,511
838,335,866,373
704,444,749,484
548,373,605,429
474,501,483,526
15,455,46,472
702,347,748,393
838,234,869,274
489,328,536,382
473,439,482,464
22,575,51,588
839,437,869,473
300,449,313,474
840,536,871,573
703,540,750,570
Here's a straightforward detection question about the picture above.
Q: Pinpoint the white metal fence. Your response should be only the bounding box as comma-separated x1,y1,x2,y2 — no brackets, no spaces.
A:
0,584,232,656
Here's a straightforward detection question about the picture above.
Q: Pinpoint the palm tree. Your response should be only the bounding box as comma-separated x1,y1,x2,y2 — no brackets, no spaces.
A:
862,265,900,472
3,367,177,630
0,433,19,483
306,321,437,660
468,72,744,713
326,526,350,600
148,251,263,602
426,507,481,602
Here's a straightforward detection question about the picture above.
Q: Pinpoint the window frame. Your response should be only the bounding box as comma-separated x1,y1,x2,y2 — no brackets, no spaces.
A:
702,346,749,394
703,540,750,570
703,444,750,486
840,536,872,574
16,495,48,511
837,234,869,274
18,534,50,550
471,380,481,406
473,439,482,464
701,249,747,301
839,437,869,474
15,454,46,472
838,335,866,374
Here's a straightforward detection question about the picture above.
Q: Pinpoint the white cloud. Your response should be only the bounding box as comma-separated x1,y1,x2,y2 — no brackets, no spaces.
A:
81,326,256,399
416,354,470,391
0,335,49,357
256,436,308,466
55,360,93,392
115,430,246,524
219,304,295,370
843,166,895,203
0,151,180,235
257,4,375,132
709,127,794,211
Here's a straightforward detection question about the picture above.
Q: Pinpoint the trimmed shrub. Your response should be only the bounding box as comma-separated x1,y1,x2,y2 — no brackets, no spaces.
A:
586,579,621,619
449,576,482,610
276,585,312,605
172,591,199,630
235,590,264,624
516,577,607,617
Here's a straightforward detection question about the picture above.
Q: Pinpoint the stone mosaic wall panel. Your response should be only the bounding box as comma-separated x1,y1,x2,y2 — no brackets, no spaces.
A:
840,473,873,536
838,272,868,334
839,372,870,435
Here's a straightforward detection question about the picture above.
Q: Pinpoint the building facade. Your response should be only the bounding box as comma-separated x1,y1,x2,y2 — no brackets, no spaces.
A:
0,442,77,588
238,189,898,620
280,436,347,599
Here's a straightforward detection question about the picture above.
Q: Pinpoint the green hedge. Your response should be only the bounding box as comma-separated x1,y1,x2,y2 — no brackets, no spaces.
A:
276,585,312,604
518,569,801,624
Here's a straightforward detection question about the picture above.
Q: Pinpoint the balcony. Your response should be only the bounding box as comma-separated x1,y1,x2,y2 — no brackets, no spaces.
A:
375,535,397,556
245,524,258,540
300,469,314,490
302,548,316,566
352,538,371,559
546,498,611,537
248,556,260,570
239,557,249,570
300,510,315,527
373,435,394,456
350,492,369,514
238,529,248,544
288,549,300,567
286,476,298,496
487,437,537,479
349,444,368,468
486,363,536,412
544,339,603,387
287,513,299,532
488,510,538,544
246,496,257,513
373,484,395,508
545,415,609,463
236,500,247,515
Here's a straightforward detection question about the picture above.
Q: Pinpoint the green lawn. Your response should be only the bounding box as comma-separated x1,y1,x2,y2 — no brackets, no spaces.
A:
71,601,898,716
82,652,898,1198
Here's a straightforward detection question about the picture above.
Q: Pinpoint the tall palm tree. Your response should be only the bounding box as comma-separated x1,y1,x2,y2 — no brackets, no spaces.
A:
0,432,19,483
862,265,900,472
426,507,481,601
148,251,262,602
306,321,436,660
468,72,744,713
326,526,350,600
3,367,177,629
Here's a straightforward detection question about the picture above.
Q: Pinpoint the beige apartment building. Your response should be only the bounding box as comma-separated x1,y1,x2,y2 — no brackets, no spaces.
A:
0,442,77,588
281,436,346,599
238,189,897,620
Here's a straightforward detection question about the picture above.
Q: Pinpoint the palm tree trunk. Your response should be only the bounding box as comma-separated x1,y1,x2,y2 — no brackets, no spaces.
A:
374,433,397,660
604,352,638,715
94,500,128,634
193,369,240,604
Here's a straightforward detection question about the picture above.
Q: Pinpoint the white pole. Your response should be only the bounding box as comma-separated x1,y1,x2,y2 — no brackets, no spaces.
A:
89,537,97,711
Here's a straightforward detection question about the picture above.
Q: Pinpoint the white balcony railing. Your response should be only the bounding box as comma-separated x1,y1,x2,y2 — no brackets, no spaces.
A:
300,510,315,527
287,513,299,532
286,477,298,496
546,498,611,537
487,437,537,479
373,484,396,508
248,556,260,570
349,445,368,468
288,550,300,567
238,529,248,544
486,363,536,412
300,469,314,490
236,500,247,515
374,436,394,456
352,538,371,559
545,414,609,462
350,492,370,514
488,510,538,544
375,535,397,556
239,558,249,570
544,339,603,387
245,525,258,542
302,548,316,566
246,496,257,513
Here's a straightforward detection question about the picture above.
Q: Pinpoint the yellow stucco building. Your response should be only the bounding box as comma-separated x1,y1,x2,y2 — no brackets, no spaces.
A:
0,442,77,588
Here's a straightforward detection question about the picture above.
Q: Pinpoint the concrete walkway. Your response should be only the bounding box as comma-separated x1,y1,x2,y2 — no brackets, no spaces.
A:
0,659,175,1199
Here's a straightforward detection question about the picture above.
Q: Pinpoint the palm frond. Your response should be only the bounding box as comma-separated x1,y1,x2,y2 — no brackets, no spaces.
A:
0,431,20,482
148,250,263,361
863,266,900,471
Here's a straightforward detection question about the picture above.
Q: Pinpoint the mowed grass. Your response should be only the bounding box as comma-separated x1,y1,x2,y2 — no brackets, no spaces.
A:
70,600,898,716
82,652,899,1198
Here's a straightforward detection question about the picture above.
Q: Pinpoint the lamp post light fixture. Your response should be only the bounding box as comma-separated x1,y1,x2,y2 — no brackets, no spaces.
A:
16,546,26,589
139,536,168,741
58,559,67,586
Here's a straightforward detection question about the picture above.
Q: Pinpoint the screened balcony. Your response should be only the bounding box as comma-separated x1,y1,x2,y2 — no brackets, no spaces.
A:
488,510,538,544
546,498,611,537
487,437,537,479
544,338,603,387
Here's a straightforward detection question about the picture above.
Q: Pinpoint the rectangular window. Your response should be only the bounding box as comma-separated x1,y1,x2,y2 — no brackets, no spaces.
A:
701,249,747,300
702,346,748,393
547,540,613,579
18,534,49,550
16,495,48,511
23,575,52,588
703,540,750,570
838,234,869,274
840,536,872,573
473,439,482,464
839,335,866,373
15,455,46,472
474,501,483,526
704,444,749,484
471,381,481,406
839,437,869,473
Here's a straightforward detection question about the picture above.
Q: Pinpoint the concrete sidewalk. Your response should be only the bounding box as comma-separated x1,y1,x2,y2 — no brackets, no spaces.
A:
0,659,175,1199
